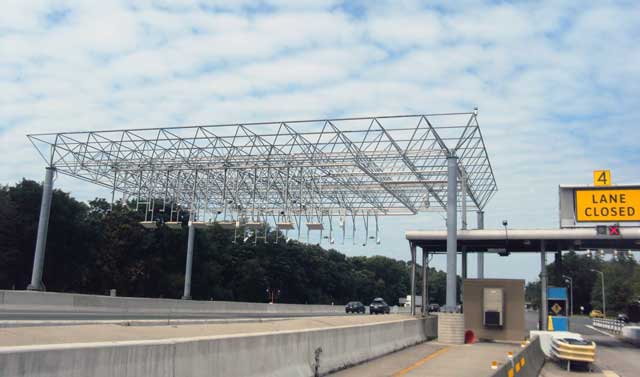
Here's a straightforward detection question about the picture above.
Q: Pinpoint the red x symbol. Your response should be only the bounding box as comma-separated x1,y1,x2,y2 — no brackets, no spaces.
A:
608,226,620,235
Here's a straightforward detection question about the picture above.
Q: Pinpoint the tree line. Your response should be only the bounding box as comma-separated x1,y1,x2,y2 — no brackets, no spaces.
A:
525,250,640,316
0,179,452,306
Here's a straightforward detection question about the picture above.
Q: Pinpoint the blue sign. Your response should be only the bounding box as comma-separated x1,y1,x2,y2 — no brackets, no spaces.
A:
547,287,567,300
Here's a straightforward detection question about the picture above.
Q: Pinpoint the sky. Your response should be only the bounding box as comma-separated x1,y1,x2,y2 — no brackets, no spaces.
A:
1,0,639,282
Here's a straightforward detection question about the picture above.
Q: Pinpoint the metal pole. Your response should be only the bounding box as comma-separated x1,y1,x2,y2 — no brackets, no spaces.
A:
601,271,606,318
461,170,467,231
410,242,417,316
446,154,458,311
540,240,548,330
422,248,428,316
590,269,605,317
462,247,468,280
27,167,56,291
477,210,484,279
182,217,195,300
570,279,573,317
555,251,563,286
563,275,573,317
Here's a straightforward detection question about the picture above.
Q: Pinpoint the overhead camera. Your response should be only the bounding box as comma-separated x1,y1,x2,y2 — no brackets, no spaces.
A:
502,220,508,227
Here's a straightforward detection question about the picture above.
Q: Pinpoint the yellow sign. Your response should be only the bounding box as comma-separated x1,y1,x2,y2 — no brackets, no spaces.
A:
593,170,611,186
551,303,562,315
575,188,640,222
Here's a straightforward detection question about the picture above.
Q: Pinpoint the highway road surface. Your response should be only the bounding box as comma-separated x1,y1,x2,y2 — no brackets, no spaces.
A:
0,308,348,321
568,315,639,376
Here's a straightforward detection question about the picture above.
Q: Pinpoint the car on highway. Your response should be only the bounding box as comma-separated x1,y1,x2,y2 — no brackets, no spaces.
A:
617,313,630,323
369,298,390,314
345,301,365,314
589,309,604,318
428,303,440,312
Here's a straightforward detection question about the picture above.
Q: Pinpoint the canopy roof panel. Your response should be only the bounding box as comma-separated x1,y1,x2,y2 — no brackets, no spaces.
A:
406,228,640,252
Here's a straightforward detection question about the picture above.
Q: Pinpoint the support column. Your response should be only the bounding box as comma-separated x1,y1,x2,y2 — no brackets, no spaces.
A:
540,240,548,330
422,248,428,315
461,170,467,231
462,248,468,280
446,154,458,312
477,210,484,279
410,242,417,316
555,251,563,286
182,219,196,300
27,167,56,291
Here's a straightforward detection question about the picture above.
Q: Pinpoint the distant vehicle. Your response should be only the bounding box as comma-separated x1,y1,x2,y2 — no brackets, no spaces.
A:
428,303,440,312
617,313,630,323
403,295,422,308
370,298,390,314
345,301,365,314
589,310,604,318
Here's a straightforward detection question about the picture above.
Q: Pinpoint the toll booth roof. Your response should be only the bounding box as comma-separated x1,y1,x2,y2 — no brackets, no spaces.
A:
405,227,640,252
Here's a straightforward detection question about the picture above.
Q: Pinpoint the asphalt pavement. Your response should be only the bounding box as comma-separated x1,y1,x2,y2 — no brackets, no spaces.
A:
566,315,639,377
329,341,520,377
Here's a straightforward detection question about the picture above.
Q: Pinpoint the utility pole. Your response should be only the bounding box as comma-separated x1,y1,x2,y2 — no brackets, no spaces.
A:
590,269,606,317
562,275,573,316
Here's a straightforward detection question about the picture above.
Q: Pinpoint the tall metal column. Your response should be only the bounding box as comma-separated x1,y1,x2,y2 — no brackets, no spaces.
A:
461,171,467,231
27,167,56,291
446,154,458,311
540,240,548,330
462,248,468,280
182,219,196,300
555,251,563,285
410,242,417,316
477,210,484,279
422,248,428,315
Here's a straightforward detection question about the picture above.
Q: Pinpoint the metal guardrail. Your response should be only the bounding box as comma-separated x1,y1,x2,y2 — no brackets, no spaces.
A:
592,318,624,334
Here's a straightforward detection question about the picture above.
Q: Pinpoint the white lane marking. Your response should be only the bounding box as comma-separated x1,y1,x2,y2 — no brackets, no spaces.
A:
585,325,616,338
602,371,620,377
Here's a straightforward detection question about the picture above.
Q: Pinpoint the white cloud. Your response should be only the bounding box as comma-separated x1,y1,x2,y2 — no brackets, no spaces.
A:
1,1,640,282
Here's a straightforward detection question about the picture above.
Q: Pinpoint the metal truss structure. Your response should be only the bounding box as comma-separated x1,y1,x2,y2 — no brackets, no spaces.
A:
28,112,497,243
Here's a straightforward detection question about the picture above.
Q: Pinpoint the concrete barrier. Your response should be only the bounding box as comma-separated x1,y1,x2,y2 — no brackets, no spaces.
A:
0,316,436,377
0,290,343,315
491,337,545,377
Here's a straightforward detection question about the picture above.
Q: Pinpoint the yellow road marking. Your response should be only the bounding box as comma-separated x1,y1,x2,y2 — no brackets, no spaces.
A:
391,347,450,376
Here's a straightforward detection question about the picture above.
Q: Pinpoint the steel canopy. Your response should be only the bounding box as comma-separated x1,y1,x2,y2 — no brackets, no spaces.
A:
28,112,497,233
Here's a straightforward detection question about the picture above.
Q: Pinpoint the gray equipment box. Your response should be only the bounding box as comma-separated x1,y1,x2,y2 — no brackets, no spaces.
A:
483,287,504,327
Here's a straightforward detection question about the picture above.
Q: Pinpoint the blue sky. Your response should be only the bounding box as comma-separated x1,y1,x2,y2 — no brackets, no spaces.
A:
1,0,639,282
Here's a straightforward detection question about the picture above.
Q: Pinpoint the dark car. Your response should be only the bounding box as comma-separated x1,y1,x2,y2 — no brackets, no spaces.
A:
345,301,365,314
617,313,630,323
369,297,390,314
428,303,440,313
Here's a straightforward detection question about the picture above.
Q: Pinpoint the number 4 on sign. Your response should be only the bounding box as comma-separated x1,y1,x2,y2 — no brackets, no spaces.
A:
593,170,611,187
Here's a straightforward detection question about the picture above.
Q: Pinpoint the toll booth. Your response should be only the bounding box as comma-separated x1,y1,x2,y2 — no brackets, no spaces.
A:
463,279,525,341
547,287,568,331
